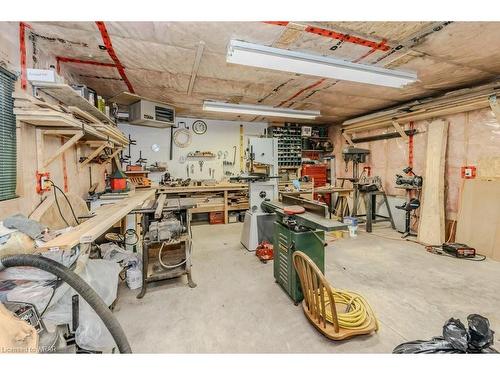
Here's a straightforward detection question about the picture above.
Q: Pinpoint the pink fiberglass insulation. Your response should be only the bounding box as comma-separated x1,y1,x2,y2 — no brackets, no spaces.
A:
332,107,500,219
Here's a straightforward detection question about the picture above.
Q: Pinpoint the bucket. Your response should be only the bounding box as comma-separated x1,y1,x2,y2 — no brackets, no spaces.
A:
126,267,142,290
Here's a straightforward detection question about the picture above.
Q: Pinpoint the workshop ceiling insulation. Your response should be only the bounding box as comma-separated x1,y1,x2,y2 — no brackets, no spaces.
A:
16,21,500,123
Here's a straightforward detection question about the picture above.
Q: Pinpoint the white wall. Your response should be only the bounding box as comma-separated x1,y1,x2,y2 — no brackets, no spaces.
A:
118,117,268,182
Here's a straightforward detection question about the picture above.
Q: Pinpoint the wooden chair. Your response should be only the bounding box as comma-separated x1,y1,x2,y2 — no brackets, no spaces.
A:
292,251,378,340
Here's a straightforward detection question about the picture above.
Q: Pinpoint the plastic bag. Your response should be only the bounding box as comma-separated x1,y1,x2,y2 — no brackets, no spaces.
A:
43,259,121,352
393,315,497,354
443,318,469,352
393,337,462,354
467,314,494,351
0,248,79,281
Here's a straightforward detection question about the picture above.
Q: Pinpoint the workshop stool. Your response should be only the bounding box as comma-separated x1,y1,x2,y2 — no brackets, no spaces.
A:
353,190,395,232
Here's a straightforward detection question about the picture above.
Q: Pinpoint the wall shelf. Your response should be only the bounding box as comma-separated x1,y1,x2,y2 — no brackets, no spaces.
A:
34,82,116,125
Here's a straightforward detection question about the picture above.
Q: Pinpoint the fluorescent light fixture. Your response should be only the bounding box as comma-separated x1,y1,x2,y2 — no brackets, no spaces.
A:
203,101,320,119
227,40,417,88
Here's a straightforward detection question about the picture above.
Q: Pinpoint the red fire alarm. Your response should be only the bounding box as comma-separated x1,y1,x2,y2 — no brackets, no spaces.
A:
461,166,476,179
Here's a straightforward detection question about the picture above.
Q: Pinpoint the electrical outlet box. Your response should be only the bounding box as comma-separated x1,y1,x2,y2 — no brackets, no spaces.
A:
36,172,51,194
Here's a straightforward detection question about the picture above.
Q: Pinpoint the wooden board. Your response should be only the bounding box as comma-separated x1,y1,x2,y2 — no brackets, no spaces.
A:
37,189,155,250
417,119,448,245
478,157,500,179
456,179,500,260
35,83,116,125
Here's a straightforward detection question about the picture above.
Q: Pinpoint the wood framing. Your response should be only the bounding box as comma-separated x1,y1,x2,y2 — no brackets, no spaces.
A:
417,119,448,245
489,95,500,120
35,128,44,171
341,132,355,147
43,130,84,168
391,121,408,140
154,193,167,219
79,141,109,169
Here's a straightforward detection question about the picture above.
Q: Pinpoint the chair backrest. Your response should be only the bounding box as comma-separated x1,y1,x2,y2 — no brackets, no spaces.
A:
293,251,339,333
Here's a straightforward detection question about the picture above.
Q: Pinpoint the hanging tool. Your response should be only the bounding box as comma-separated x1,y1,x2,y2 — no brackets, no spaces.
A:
199,160,204,172
232,145,237,165
186,164,190,178
190,164,195,174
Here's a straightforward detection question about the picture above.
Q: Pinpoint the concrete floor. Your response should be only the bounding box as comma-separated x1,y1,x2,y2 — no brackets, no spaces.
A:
114,223,500,353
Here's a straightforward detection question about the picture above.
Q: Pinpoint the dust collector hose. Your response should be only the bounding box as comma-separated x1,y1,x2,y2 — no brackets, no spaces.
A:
0,254,132,353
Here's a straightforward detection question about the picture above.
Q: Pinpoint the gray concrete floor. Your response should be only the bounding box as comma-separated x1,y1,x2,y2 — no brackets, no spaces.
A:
114,223,500,353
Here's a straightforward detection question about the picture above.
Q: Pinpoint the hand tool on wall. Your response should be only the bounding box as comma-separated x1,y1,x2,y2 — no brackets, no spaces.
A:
187,164,190,178
190,164,195,174
232,145,237,165
199,160,204,172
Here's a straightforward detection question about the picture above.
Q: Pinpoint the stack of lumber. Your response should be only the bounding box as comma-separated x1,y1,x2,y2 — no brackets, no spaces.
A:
227,190,249,210
12,90,128,146
343,81,500,132
37,189,155,251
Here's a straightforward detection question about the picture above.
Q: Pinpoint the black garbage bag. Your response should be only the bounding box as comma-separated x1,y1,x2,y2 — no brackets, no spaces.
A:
467,314,494,351
393,337,462,354
393,314,498,354
443,318,469,352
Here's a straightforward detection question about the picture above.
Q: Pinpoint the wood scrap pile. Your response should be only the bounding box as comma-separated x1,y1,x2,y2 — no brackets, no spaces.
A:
227,191,249,209
12,91,128,146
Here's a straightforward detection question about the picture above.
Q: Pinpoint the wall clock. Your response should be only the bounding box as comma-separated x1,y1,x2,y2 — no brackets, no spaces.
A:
192,120,207,135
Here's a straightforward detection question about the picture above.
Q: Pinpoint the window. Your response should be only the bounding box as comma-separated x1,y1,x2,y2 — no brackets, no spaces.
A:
0,66,17,201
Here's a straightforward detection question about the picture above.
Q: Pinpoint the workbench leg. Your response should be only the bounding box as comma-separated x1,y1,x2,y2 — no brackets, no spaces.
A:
137,241,148,299
365,194,372,233
383,193,396,229
223,190,228,224
187,270,197,288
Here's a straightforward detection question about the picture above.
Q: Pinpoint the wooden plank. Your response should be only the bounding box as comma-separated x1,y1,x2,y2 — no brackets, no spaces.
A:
43,131,84,168
154,193,167,219
37,189,155,250
223,189,228,224
187,41,205,96
417,119,448,245
68,105,101,124
391,121,408,140
157,184,247,194
341,132,355,147
34,82,116,125
35,128,44,171
456,180,500,259
478,157,500,179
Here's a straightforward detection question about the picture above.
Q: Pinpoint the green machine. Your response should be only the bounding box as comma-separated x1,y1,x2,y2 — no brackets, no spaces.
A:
273,221,325,304
262,195,348,304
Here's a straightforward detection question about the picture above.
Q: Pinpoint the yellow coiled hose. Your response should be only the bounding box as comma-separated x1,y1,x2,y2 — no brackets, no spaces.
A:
319,287,379,330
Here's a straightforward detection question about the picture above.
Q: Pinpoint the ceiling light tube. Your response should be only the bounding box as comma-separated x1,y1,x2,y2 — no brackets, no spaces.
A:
203,101,320,119
227,40,417,88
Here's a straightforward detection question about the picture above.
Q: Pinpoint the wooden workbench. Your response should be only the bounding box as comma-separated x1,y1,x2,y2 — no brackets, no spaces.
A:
38,189,155,251
157,184,248,224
